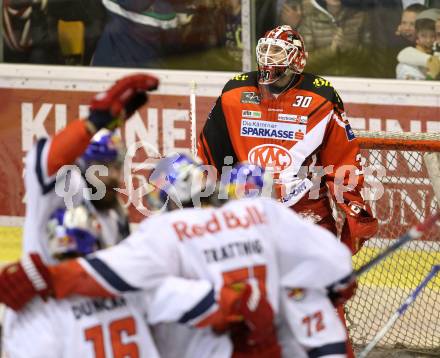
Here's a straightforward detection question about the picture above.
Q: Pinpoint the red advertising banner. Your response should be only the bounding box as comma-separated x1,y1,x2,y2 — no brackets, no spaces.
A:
0,88,438,229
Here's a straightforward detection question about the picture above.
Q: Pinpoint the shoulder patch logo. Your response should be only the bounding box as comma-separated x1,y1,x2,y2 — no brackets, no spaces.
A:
287,288,306,301
232,74,249,81
241,91,261,104
345,123,356,141
313,78,331,88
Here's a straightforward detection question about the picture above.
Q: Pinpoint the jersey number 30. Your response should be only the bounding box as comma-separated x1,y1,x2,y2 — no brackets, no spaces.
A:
85,316,139,358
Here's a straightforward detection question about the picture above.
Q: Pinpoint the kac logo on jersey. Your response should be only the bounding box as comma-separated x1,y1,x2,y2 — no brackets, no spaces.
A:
242,110,262,119
248,144,293,173
241,91,261,104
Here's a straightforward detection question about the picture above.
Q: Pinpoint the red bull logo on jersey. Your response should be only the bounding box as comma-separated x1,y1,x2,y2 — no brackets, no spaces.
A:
248,144,293,173
172,205,267,241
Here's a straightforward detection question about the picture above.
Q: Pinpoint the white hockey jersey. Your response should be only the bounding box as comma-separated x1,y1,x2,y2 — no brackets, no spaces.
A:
3,293,159,358
49,197,353,357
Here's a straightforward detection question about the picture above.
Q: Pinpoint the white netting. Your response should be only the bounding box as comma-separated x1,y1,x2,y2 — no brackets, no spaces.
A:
345,131,440,354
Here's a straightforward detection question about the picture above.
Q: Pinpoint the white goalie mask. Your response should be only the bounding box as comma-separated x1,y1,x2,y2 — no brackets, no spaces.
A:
256,25,307,85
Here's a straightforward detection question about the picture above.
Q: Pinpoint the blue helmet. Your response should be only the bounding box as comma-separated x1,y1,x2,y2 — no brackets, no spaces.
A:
146,153,214,210
47,206,102,259
221,163,266,199
81,129,124,164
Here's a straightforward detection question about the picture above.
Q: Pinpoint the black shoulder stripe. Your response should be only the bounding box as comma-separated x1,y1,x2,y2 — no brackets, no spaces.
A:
199,132,213,166
178,288,216,324
35,138,56,195
202,97,238,171
86,257,139,292
222,71,259,94
308,342,347,358
298,73,336,102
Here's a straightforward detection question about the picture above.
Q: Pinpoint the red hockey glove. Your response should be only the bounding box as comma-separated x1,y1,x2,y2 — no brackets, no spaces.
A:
238,281,276,345
328,278,357,307
212,281,281,357
232,281,281,358
0,253,52,311
88,73,159,131
339,201,378,255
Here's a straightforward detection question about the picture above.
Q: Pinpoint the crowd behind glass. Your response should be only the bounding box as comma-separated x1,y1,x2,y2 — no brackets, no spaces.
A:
1,0,440,80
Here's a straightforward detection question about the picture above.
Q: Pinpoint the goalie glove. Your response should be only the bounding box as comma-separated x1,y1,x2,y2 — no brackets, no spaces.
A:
87,73,159,131
339,201,378,255
0,253,52,311
327,277,357,307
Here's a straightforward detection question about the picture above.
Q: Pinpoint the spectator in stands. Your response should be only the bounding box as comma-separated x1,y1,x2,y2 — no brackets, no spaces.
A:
395,3,427,46
48,0,105,65
298,0,371,77
277,0,303,29
2,0,105,65
91,1,196,68
396,15,440,79
363,1,428,78
434,16,440,53
2,0,61,64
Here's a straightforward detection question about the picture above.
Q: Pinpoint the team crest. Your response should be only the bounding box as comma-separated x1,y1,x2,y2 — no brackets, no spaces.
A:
288,288,306,301
241,91,261,104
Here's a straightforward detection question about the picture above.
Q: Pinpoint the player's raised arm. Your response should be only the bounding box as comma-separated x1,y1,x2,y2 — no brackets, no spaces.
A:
45,73,158,177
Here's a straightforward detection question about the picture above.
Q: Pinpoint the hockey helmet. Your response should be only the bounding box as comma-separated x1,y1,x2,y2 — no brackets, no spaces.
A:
146,153,216,210
47,205,102,260
256,25,307,85
221,163,266,199
81,129,125,165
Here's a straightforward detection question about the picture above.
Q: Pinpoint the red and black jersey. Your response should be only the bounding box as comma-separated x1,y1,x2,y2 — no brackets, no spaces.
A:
197,71,370,236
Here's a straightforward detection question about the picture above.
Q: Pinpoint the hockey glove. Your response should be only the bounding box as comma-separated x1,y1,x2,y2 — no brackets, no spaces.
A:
339,201,378,255
232,281,281,357
88,73,159,131
0,253,52,311
240,281,279,343
328,277,357,307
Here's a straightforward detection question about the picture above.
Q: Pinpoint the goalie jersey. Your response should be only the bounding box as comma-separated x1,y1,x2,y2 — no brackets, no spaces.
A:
196,71,371,247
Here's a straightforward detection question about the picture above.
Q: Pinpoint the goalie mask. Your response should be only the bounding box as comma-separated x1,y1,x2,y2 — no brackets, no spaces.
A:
256,25,307,85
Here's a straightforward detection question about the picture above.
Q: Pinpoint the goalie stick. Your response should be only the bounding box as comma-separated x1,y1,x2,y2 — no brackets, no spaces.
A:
357,264,440,358
327,211,440,294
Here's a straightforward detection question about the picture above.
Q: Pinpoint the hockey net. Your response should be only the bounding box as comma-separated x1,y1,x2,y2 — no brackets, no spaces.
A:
343,131,440,355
